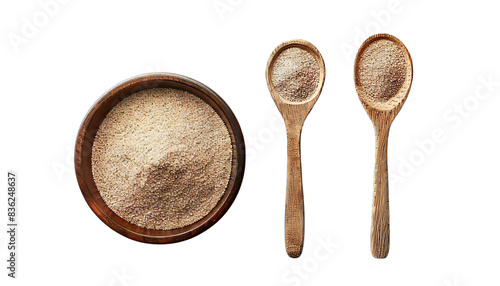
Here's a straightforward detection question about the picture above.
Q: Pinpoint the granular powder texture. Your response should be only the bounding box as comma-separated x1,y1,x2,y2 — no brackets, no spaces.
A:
357,39,407,103
91,88,233,230
271,47,320,102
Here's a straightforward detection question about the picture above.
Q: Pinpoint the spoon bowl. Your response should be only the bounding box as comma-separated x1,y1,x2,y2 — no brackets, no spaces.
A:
266,40,325,258
355,34,413,115
354,34,413,258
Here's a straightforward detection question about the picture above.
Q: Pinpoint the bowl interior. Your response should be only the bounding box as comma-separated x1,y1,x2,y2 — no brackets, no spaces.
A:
75,73,245,243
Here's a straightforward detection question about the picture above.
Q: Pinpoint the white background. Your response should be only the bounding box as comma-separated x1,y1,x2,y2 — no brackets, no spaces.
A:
1,0,500,285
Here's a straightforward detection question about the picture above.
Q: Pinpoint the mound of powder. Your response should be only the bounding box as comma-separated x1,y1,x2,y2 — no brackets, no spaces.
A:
356,39,408,102
91,88,233,230
270,47,321,102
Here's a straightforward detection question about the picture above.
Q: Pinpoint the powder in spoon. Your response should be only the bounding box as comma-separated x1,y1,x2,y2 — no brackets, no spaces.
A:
91,88,233,230
356,39,408,103
270,47,320,102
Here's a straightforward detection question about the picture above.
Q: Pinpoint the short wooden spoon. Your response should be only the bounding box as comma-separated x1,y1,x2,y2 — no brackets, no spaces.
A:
354,34,413,258
266,40,325,258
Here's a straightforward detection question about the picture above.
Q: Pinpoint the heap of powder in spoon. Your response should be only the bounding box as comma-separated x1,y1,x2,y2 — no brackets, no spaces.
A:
356,39,407,103
270,47,321,102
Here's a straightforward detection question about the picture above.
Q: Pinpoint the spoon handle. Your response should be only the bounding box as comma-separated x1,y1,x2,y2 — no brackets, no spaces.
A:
371,124,390,258
285,127,304,258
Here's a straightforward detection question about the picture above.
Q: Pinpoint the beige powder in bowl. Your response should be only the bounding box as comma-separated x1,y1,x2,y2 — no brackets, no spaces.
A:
270,47,320,102
356,39,407,103
91,88,233,230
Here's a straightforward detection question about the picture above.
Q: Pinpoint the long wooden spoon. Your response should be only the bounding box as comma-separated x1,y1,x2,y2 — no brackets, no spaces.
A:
266,40,325,258
354,34,413,258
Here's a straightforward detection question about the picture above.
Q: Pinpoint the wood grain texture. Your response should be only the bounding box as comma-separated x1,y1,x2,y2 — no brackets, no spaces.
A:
354,34,413,258
285,122,304,258
74,73,245,244
372,118,390,258
266,40,325,258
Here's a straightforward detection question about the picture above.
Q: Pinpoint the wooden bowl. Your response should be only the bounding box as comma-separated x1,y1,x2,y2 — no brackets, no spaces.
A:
75,73,245,244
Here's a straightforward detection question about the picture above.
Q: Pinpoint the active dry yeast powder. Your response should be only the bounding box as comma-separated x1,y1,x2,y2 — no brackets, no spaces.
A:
91,88,233,230
270,47,321,103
